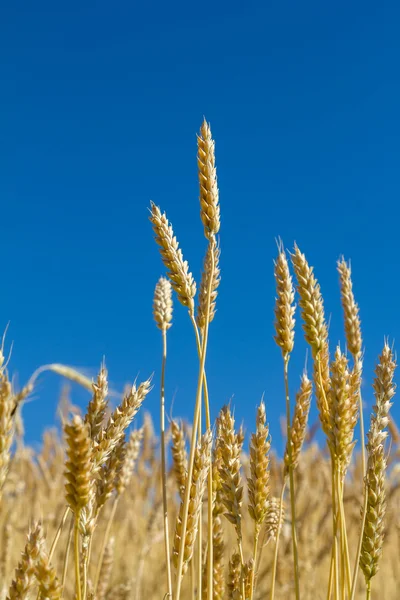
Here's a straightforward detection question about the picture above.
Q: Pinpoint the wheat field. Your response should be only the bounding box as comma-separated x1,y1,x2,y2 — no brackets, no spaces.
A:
1,120,399,600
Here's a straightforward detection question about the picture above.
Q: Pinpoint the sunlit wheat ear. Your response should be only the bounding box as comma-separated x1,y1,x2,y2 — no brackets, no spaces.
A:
248,401,271,527
329,346,360,476
64,415,94,514
96,439,125,511
264,496,285,544
170,420,188,500
217,406,244,542
85,362,109,441
149,202,196,313
97,537,115,600
153,277,173,331
115,427,144,495
284,373,312,476
291,243,327,357
0,369,14,493
93,378,151,468
197,118,220,240
196,241,221,330
274,245,296,356
227,552,242,600
172,430,212,574
291,244,333,439
6,522,44,600
243,559,254,599
360,343,396,583
35,535,62,600
337,258,362,358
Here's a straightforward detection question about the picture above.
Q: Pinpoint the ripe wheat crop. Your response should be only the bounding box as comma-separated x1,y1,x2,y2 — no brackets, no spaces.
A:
1,121,399,600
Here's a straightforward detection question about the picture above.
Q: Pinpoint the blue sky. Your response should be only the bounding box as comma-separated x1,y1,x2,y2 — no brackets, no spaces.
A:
1,1,398,450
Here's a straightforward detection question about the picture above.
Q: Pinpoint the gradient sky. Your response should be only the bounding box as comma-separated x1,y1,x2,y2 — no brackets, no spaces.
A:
1,1,398,451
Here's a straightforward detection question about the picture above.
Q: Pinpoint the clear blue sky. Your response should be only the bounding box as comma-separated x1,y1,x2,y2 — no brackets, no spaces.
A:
1,1,398,450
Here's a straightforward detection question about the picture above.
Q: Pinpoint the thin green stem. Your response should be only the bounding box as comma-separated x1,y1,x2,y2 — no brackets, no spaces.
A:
366,580,371,600
174,243,215,600
160,328,173,599
283,355,300,600
270,479,286,600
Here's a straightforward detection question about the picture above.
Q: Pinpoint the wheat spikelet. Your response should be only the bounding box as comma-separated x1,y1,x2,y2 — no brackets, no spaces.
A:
6,523,43,600
172,430,212,574
274,246,296,356
149,202,196,312
337,258,362,358
153,277,173,331
291,245,333,441
115,427,144,495
196,242,221,330
243,559,254,599
248,401,271,527
291,244,327,357
227,552,242,600
64,415,93,514
330,347,359,475
360,343,396,582
197,119,220,239
217,406,244,542
94,379,151,468
35,543,62,600
264,496,285,544
84,363,109,441
96,439,125,511
170,420,188,500
284,373,312,475
97,537,115,600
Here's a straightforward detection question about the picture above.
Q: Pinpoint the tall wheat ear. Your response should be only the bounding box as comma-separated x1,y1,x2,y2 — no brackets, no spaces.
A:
149,202,196,313
360,343,396,584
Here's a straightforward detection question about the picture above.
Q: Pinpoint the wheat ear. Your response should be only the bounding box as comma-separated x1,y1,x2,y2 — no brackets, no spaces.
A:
171,420,188,500
6,523,43,600
197,119,220,240
149,202,196,313
93,378,150,468
84,363,109,441
359,344,396,586
284,373,313,475
196,242,221,330
248,400,271,599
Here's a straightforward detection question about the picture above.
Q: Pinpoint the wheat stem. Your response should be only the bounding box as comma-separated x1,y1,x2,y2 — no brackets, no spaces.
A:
93,495,119,594
160,327,173,598
270,480,286,600
283,356,300,600
174,246,214,600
